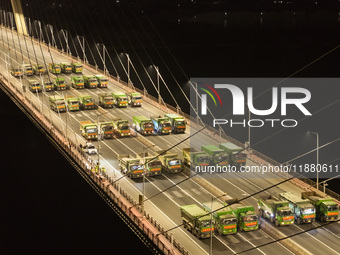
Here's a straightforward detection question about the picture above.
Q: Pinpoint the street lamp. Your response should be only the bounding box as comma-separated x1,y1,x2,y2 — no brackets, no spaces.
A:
96,43,107,75
309,131,319,190
77,35,88,64
210,193,226,255
141,144,155,215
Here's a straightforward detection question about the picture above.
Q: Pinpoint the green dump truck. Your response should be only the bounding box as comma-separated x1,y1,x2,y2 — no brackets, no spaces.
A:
258,194,294,226
66,97,80,112
54,77,67,91
28,79,42,93
60,62,72,74
180,204,214,239
97,120,114,139
182,148,210,168
49,63,61,74
226,199,259,232
157,150,182,173
132,116,154,135
112,92,128,108
33,64,45,75
49,95,66,112
98,93,114,108
43,79,53,92
136,152,162,177
219,143,247,167
126,92,142,107
83,75,98,89
71,76,84,89
165,114,186,133
151,115,172,135
72,62,83,74
302,191,339,222
10,65,22,77
22,64,33,76
118,154,144,179
201,145,229,166
80,120,98,140
94,74,108,88
112,118,131,137
280,192,316,224
78,94,95,110
203,200,237,235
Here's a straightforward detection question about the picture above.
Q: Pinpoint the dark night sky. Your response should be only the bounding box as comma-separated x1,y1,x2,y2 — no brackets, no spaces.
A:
2,0,340,254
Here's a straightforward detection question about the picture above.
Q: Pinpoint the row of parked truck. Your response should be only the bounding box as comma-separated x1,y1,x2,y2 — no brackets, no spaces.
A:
26,74,109,92
10,62,83,77
118,150,183,178
48,92,142,113
181,191,339,239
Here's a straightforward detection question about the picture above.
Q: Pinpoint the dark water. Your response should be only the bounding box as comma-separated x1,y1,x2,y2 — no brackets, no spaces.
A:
0,89,152,254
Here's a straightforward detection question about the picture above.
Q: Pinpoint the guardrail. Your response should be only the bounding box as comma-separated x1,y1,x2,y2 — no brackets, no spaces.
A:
0,68,189,255
4,24,340,210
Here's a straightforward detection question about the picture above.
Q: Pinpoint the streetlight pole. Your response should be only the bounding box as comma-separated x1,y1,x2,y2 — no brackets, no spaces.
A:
190,81,199,125
210,193,226,255
309,131,319,190
142,144,155,215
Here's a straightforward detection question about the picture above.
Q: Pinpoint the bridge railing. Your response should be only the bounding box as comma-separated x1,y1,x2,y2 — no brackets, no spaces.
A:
0,67,188,255
8,25,340,203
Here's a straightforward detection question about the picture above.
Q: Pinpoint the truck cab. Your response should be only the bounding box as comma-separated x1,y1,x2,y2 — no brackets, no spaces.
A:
49,96,66,112
219,143,247,167
98,93,114,108
119,154,144,179
136,152,162,177
49,63,61,74
165,114,186,133
83,75,98,89
80,120,98,140
66,97,80,111
151,116,172,134
157,150,182,173
94,74,108,88
132,116,154,135
97,120,114,139
54,77,67,90
61,62,72,74
72,62,83,74
227,199,258,232
33,64,45,75
22,64,33,76
203,201,237,235
127,92,142,107
78,94,95,110
113,118,131,137
201,145,229,166
182,148,210,167
43,79,53,92
28,79,42,92
71,76,84,89
10,65,23,77
280,192,316,224
112,92,128,108
180,204,214,239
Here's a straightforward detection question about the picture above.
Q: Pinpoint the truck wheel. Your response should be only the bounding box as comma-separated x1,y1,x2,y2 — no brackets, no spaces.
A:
238,225,243,232
259,209,264,218
297,218,301,225
275,219,279,227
